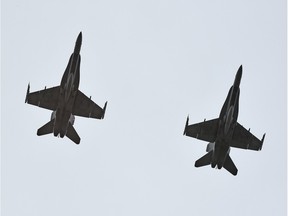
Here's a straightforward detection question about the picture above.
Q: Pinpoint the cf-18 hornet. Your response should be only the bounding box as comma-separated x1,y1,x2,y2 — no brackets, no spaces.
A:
26,32,107,144
183,65,265,175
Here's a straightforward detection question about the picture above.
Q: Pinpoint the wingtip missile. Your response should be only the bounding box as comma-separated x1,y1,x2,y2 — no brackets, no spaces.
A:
183,115,189,135
25,83,30,103
101,101,108,119
260,133,266,150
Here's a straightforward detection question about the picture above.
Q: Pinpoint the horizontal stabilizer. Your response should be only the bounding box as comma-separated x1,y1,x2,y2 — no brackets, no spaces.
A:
223,154,238,176
37,120,54,136
195,151,213,167
66,123,80,144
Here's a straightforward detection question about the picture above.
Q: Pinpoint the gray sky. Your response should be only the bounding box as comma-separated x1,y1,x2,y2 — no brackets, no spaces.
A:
1,0,287,216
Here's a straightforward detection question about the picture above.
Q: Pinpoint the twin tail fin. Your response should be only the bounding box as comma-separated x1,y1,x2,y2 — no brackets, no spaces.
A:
194,151,238,176
37,120,80,144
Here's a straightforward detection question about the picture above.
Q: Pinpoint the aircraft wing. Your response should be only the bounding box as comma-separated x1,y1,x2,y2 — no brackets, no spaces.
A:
230,123,264,151
25,85,60,111
184,117,219,143
72,90,107,119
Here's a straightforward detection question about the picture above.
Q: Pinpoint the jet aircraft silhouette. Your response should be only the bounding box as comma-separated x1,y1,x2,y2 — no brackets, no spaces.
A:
25,32,107,144
183,65,265,175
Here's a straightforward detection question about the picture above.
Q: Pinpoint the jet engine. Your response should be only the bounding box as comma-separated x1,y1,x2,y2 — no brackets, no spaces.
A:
51,111,56,120
206,142,215,152
69,114,75,125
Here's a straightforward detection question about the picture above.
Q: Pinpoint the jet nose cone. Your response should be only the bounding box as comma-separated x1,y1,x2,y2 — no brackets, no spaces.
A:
236,65,242,80
77,32,82,44
74,32,82,54
237,65,243,76
238,65,242,71
233,65,242,87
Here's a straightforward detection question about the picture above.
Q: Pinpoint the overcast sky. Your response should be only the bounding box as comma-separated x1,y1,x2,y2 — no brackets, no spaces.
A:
1,0,287,216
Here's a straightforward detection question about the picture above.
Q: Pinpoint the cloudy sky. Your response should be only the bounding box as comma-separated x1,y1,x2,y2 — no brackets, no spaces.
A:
1,0,287,215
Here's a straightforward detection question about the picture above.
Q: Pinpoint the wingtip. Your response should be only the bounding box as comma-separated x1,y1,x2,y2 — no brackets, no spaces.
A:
260,133,266,150
25,83,30,103
183,115,189,135
101,101,108,119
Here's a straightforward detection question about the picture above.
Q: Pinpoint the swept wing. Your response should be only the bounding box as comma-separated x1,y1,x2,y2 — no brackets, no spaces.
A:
72,90,107,119
184,117,219,143
25,85,60,111
230,123,265,151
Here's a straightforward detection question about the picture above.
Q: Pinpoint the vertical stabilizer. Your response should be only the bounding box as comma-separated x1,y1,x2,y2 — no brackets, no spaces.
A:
66,123,81,144
195,151,213,167
37,120,54,136
223,154,238,176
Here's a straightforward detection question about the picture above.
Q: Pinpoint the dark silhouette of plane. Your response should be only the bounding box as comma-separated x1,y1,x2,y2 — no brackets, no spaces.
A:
183,65,265,175
25,32,107,144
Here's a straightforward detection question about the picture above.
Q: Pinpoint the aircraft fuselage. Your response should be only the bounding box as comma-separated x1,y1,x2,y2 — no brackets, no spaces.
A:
211,66,242,169
53,32,82,137
26,31,107,144
183,65,264,175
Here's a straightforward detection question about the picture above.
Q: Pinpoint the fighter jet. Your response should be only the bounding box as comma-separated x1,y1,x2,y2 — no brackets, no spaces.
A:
183,65,265,175
25,32,107,144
